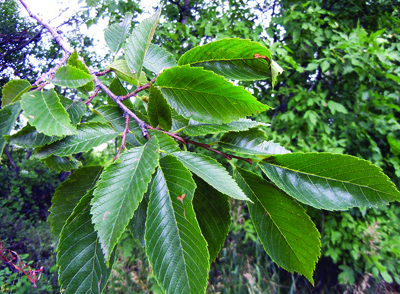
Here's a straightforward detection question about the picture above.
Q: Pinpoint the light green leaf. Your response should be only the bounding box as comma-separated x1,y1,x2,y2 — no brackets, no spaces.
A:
42,155,82,172
91,137,159,261
321,60,330,72
0,102,21,156
143,43,177,74
48,166,103,236
51,65,93,89
178,38,272,81
327,101,348,114
67,51,94,92
21,89,77,136
104,12,133,54
57,189,114,294
35,122,119,158
219,128,290,157
182,119,269,137
125,5,162,77
1,79,31,107
94,105,146,146
193,175,230,262
259,153,400,210
148,129,180,153
172,151,249,201
387,133,400,156
148,84,172,130
109,59,139,85
234,167,321,284
59,96,86,125
5,124,62,148
145,155,209,294
157,66,270,124
271,60,284,88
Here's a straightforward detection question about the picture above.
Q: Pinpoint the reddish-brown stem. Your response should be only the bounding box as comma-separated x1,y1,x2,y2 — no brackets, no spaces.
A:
95,68,112,76
120,75,159,100
114,113,130,161
85,86,101,105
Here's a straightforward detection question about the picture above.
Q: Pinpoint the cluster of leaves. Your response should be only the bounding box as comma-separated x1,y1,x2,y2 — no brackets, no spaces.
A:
1,2,400,293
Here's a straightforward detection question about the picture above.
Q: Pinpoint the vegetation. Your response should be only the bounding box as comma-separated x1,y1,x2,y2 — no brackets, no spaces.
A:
1,0,399,293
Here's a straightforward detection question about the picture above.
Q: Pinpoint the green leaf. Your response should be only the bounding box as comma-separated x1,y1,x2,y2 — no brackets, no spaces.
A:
129,197,148,247
94,105,146,146
91,137,159,261
0,102,21,156
148,84,172,130
48,166,103,236
178,38,272,81
42,155,82,172
35,122,119,158
57,189,114,294
193,175,230,262
1,79,31,107
125,5,162,77
219,128,290,157
259,153,400,210
171,151,249,201
67,51,94,92
109,59,140,85
59,96,86,125
143,43,177,74
327,101,348,114
234,167,321,284
104,12,133,54
182,119,269,137
271,60,284,88
387,133,400,156
5,124,62,148
145,155,209,294
51,65,93,89
21,89,77,136
148,129,180,153
157,66,270,124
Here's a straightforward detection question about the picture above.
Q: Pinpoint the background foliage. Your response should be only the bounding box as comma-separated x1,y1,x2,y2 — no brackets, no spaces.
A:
1,0,399,293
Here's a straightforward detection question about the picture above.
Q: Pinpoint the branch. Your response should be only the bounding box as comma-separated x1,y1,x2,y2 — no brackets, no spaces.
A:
114,113,130,161
120,74,159,100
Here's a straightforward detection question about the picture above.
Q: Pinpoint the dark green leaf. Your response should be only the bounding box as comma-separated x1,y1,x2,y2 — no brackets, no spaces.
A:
234,167,320,284
193,175,230,262
5,124,62,148
57,189,114,294
148,84,172,130
42,155,82,172
148,129,180,153
172,151,249,201
59,96,86,125
21,90,77,136
0,102,21,156
178,38,272,81
145,155,209,294
143,43,177,74
48,166,103,236
157,65,270,124
1,79,31,107
35,122,119,158
51,65,93,89
91,137,159,261
129,197,148,247
259,153,400,210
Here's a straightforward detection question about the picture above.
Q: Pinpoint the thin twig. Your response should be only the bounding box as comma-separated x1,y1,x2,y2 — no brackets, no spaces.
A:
114,113,130,161
120,74,159,101
85,86,101,105
95,68,112,76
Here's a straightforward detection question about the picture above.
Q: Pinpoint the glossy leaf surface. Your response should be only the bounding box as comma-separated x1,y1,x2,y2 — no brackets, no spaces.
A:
91,137,159,261
145,155,209,294
157,65,270,124
234,167,321,284
259,153,400,210
178,38,272,81
172,151,249,201
21,90,76,136
1,79,31,107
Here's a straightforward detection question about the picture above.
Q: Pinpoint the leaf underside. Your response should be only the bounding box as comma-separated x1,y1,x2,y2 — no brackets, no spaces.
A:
1,79,32,107
51,65,93,89
143,43,178,74
0,102,21,156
